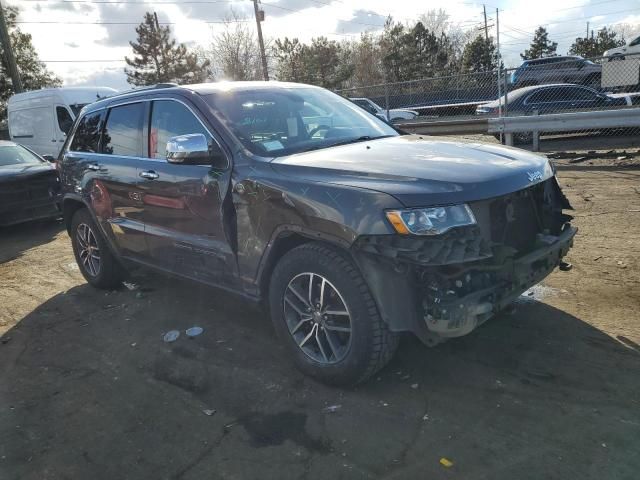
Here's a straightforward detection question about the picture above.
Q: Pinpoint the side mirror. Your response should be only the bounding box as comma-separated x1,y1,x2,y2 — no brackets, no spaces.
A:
166,133,226,167
42,154,56,163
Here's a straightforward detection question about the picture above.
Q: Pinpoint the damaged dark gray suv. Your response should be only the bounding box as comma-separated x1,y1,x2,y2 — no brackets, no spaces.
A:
59,82,576,385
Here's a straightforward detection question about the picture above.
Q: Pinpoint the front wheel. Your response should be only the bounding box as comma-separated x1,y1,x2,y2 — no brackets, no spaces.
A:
269,243,398,385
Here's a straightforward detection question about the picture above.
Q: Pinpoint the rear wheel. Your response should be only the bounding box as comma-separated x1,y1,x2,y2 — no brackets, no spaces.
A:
71,208,126,289
269,242,398,385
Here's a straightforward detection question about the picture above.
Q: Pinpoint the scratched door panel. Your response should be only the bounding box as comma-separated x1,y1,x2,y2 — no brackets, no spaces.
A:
137,160,236,283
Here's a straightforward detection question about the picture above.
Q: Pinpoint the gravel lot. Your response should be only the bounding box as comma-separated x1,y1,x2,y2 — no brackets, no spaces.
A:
1,159,639,480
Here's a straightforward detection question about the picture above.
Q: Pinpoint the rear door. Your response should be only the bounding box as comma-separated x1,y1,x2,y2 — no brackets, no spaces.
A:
94,102,149,258
64,103,148,259
137,98,236,285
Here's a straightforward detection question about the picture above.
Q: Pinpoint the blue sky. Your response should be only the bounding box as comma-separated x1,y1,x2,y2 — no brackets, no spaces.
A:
8,0,640,89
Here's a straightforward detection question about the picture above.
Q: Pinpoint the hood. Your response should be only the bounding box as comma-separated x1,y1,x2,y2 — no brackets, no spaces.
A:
0,163,56,182
271,135,554,207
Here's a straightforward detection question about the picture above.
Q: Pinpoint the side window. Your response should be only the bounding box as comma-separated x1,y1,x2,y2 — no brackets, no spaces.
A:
561,88,597,101
70,111,103,153
629,36,640,47
149,100,210,159
56,106,74,135
526,89,557,104
102,103,144,157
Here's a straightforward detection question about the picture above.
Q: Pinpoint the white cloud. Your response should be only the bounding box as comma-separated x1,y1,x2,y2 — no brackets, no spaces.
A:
9,0,640,89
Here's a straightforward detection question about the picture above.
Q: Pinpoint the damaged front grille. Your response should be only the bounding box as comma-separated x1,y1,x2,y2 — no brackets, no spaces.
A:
354,226,493,265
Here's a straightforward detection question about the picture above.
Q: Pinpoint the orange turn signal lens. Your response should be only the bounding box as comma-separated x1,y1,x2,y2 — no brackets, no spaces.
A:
385,211,410,235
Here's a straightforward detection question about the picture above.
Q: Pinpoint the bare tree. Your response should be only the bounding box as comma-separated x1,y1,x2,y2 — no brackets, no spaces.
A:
418,9,473,65
202,9,269,81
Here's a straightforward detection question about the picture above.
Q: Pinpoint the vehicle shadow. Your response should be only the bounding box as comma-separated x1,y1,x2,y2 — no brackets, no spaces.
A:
1,278,638,480
0,219,64,264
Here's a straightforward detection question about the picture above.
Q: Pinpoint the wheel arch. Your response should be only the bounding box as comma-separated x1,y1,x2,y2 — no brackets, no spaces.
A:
62,195,89,235
256,227,352,300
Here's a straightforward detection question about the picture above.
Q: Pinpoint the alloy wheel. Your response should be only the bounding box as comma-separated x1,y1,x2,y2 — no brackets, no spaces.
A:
283,272,352,364
76,223,101,277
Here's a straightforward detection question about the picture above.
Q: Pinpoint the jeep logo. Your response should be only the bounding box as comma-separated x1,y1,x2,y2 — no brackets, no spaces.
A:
527,171,543,182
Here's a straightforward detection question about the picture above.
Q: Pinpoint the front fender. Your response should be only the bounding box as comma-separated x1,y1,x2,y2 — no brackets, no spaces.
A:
231,163,402,295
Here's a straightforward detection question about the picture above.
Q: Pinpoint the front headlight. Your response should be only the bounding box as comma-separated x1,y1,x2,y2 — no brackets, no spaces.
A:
385,204,476,236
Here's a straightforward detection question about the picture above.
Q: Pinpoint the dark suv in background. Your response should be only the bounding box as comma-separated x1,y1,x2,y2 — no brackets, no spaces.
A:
58,82,575,385
510,55,602,89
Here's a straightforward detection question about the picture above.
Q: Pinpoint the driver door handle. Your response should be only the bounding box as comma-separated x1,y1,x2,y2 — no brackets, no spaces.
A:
86,163,101,171
139,170,159,180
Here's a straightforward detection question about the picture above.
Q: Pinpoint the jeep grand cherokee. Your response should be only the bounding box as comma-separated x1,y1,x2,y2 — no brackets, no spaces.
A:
58,82,576,385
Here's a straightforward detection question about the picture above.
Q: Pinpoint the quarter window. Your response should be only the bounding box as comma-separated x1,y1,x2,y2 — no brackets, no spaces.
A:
70,111,104,153
102,103,144,157
149,100,210,159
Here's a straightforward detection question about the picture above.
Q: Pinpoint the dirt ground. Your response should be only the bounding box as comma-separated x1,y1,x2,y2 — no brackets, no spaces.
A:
1,160,639,480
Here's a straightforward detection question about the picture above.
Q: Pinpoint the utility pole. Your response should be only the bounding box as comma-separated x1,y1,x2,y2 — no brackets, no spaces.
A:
586,21,589,39
0,0,23,93
483,5,489,41
252,0,269,81
496,8,501,118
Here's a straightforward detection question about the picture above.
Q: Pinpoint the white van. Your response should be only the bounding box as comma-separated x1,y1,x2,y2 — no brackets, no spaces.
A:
8,87,118,157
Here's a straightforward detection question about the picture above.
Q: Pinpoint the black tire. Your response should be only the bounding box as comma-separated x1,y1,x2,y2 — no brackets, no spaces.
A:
70,208,126,289
269,242,399,385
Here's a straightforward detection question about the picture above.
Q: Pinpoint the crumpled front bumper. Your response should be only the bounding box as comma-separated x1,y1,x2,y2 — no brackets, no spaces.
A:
424,226,577,338
352,224,576,346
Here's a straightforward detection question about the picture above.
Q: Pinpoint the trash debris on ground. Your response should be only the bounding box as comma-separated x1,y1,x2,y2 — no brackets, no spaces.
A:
163,330,180,343
559,261,573,271
202,409,216,416
323,405,342,413
130,342,137,347
185,326,204,337
122,281,139,291
135,292,145,299
422,414,429,421
440,457,454,468
1,336,11,345
617,261,627,269
411,383,419,389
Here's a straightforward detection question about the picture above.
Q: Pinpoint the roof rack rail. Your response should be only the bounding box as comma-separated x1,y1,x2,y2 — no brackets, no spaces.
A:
107,83,180,99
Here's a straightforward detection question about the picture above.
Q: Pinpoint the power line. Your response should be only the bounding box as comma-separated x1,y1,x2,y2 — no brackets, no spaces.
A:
15,19,251,24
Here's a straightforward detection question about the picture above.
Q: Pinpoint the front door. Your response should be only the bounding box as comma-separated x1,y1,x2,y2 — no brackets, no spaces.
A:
137,99,236,285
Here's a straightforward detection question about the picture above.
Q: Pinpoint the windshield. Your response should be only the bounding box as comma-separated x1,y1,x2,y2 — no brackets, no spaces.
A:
205,87,397,156
0,144,43,166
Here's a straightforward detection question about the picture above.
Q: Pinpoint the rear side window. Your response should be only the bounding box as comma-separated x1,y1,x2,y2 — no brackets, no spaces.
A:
526,89,558,104
102,103,145,157
70,111,104,153
560,88,597,101
56,106,74,134
149,100,210,159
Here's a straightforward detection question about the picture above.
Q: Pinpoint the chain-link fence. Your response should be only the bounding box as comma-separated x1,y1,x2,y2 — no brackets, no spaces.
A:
336,52,640,150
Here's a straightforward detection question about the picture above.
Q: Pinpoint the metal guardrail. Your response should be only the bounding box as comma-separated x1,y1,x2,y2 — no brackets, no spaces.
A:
487,107,640,150
397,117,489,135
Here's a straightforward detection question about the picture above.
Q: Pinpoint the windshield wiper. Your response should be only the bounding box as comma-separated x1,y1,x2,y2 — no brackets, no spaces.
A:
294,135,392,155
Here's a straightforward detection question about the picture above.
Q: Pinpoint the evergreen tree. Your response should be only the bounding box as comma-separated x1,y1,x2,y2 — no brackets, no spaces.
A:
521,27,558,59
569,27,625,58
0,6,61,122
273,37,306,82
125,12,211,86
461,35,497,73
